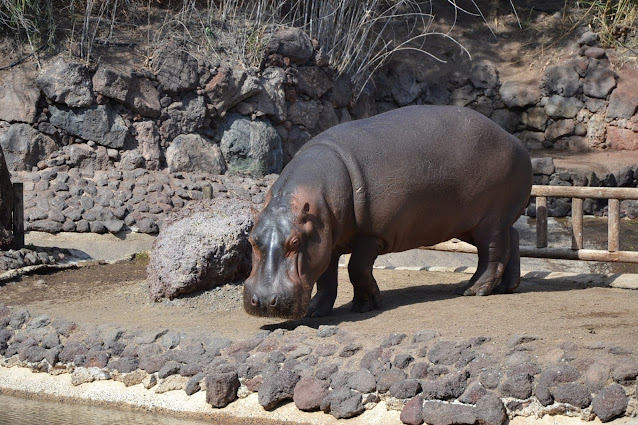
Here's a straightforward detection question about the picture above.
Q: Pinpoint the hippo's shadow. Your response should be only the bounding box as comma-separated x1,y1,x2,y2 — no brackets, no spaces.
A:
261,273,611,330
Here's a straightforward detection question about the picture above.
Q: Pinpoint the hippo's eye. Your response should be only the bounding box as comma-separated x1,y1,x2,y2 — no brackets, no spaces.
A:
287,237,300,252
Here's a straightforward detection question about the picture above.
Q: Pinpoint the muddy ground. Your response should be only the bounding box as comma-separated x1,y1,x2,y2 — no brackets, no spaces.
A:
1,258,637,360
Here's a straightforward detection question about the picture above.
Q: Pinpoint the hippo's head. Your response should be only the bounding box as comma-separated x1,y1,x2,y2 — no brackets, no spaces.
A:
243,194,332,319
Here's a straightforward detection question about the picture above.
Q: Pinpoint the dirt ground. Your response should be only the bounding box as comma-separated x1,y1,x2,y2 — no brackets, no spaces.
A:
2,259,637,359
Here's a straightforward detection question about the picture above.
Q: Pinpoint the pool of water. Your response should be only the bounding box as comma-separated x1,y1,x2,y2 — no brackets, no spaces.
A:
0,394,210,425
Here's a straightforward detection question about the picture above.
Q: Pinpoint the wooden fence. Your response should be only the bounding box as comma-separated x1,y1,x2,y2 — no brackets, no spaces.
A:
425,185,638,263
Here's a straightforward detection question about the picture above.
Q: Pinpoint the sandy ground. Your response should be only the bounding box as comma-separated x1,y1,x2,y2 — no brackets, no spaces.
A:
2,259,637,358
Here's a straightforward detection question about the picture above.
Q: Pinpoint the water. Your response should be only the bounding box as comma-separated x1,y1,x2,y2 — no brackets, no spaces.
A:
0,394,210,425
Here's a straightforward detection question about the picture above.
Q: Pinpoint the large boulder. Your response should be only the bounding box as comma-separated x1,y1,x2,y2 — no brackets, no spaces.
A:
131,121,161,170
499,81,540,108
544,95,584,119
0,69,41,123
295,66,333,100
583,65,617,99
92,64,132,103
0,145,13,249
36,58,95,108
607,68,638,120
152,42,199,95
62,143,109,170
265,27,314,65
159,93,207,140
388,64,422,106
165,134,226,174
147,198,252,301
203,66,262,116
125,77,161,118
48,104,129,149
220,114,283,177
470,61,500,89
542,63,581,97
0,124,58,171
254,66,287,122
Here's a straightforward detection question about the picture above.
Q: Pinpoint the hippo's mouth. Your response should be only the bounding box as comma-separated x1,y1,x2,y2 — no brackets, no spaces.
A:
242,276,312,320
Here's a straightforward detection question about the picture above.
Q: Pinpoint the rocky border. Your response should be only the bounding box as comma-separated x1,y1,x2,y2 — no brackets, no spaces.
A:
1,302,636,424
0,246,90,281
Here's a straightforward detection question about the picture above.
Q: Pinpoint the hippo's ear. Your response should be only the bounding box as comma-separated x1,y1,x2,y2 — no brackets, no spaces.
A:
299,202,310,222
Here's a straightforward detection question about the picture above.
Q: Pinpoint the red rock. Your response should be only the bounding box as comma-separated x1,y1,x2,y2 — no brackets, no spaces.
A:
607,126,638,150
400,395,424,425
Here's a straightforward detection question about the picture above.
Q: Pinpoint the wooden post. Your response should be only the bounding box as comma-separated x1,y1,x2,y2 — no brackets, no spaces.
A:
571,197,583,250
12,182,24,249
608,198,620,252
202,184,213,200
536,196,548,249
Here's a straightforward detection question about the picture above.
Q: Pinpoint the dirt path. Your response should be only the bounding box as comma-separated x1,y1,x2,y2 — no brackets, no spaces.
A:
2,260,637,358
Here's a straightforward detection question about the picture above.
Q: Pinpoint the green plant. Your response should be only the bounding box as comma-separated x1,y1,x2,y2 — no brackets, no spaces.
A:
134,250,150,264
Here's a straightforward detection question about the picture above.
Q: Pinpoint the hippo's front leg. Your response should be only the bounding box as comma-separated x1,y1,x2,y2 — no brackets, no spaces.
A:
348,237,383,313
307,252,340,317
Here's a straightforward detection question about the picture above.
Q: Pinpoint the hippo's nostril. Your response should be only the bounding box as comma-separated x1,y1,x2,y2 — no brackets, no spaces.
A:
269,295,278,307
251,295,259,306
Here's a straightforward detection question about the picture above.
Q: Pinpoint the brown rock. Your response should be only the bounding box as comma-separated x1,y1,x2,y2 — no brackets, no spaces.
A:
293,376,329,411
400,395,424,425
205,372,240,408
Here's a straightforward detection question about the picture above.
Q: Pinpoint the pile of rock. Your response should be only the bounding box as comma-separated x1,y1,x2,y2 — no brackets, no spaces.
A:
1,304,636,423
0,247,81,272
1,26,638,241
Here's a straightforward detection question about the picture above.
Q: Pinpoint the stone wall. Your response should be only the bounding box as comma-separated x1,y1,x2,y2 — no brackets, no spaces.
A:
1,28,352,179
369,31,638,152
1,28,638,236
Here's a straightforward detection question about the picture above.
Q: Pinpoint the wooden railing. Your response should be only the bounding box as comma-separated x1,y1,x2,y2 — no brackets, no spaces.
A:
424,185,638,263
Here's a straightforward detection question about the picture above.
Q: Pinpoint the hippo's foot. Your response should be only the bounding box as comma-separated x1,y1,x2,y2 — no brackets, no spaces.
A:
491,275,520,294
307,292,337,317
463,281,498,296
351,287,383,313
462,256,507,296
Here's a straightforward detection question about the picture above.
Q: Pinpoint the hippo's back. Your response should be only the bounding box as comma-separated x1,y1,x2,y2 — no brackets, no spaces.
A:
305,105,532,252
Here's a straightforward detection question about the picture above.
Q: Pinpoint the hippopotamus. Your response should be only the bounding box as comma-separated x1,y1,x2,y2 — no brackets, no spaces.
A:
243,105,532,319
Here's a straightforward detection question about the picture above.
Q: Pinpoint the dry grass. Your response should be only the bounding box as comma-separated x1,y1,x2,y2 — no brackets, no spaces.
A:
579,0,638,48
7,2,631,96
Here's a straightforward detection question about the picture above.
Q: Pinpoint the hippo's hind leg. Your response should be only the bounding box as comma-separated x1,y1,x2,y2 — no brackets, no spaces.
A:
307,252,340,317
348,237,383,313
493,227,521,294
463,224,511,296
